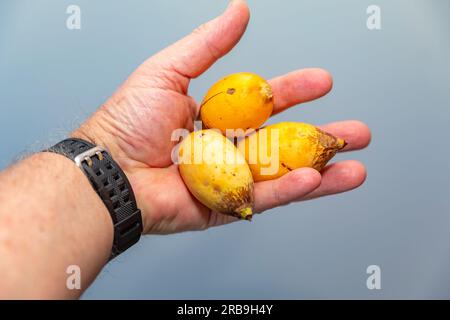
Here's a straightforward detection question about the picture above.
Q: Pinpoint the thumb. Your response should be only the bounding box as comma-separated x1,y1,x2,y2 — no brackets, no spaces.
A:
128,0,250,91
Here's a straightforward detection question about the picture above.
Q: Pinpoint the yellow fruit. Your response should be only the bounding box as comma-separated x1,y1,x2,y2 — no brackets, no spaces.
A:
178,129,254,220
200,72,274,134
237,122,346,182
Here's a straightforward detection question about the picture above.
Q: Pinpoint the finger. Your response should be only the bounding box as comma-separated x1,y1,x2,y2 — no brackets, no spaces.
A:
254,168,321,213
318,120,371,152
269,68,333,115
302,160,367,200
160,0,250,78
131,0,250,91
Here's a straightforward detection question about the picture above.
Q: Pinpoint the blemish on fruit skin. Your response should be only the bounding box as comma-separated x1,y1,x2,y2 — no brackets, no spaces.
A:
281,162,293,171
200,91,225,108
227,88,236,95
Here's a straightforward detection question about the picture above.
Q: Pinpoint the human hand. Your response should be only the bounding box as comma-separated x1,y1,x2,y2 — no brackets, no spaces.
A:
73,0,371,234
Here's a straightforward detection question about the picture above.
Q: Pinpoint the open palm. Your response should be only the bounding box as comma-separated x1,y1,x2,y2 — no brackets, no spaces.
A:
73,0,371,234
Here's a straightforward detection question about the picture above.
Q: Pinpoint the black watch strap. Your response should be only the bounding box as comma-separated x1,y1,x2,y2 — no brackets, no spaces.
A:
47,138,143,260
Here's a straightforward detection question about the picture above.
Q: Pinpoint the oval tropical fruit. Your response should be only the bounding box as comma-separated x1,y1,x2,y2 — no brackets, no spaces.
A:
200,72,274,134
178,129,254,220
237,122,347,182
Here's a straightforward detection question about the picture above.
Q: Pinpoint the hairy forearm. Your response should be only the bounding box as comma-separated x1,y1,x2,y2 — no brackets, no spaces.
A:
0,152,113,299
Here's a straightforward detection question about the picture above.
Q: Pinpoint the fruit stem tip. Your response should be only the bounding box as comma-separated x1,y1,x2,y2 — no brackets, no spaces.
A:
239,207,253,221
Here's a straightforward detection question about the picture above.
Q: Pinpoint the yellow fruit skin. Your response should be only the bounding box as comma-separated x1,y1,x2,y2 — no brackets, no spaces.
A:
200,72,274,134
178,130,254,220
237,122,347,182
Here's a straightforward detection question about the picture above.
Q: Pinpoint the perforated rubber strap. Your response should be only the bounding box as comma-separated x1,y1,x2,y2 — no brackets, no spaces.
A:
47,138,143,260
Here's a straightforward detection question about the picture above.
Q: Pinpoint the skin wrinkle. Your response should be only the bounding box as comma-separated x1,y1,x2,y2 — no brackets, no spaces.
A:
146,188,184,234
109,86,197,151
205,209,220,230
163,58,192,85
137,95,193,165
271,177,282,209
105,95,139,135
130,66,189,94
136,169,183,234
193,23,222,66
102,93,157,164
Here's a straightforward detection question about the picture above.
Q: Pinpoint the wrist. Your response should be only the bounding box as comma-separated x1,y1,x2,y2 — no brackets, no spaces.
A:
72,112,150,234
47,137,143,258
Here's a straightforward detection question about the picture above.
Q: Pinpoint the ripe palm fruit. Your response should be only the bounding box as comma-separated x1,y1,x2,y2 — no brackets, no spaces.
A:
237,122,347,182
178,129,254,220
200,72,274,134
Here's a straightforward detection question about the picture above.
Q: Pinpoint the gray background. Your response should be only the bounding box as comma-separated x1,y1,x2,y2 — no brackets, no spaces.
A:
1,0,449,299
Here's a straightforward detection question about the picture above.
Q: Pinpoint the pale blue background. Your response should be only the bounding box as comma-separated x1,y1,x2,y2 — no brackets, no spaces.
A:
1,0,449,299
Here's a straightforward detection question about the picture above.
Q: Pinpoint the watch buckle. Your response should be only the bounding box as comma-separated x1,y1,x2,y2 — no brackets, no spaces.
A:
74,146,106,168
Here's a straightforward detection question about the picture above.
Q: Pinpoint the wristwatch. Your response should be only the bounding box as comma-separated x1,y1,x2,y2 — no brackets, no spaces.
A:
46,138,143,260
